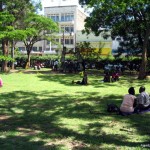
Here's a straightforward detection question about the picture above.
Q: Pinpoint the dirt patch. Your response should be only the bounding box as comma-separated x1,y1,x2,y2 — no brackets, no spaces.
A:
0,115,11,120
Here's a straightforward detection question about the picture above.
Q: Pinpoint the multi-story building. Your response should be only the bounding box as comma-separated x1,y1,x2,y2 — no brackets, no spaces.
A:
16,0,112,56
43,0,87,54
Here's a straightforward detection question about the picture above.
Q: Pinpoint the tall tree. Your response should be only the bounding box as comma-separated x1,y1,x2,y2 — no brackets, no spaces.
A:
0,0,37,71
79,0,150,79
20,13,58,66
0,11,27,71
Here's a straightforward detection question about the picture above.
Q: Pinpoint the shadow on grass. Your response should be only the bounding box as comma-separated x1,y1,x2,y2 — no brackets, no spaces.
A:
5,69,150,90
35,72,150,91
0,90,150,149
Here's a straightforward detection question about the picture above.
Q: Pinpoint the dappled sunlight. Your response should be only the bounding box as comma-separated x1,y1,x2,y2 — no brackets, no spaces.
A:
0,72,150,149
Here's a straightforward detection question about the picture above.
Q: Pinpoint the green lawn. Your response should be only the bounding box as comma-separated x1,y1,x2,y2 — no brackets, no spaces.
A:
0,69,150,150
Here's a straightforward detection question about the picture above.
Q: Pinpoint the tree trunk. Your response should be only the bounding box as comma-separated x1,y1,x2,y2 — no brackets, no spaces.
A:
1,40,9,72
60,46,66,63
75,48,83,63
26,50,31,69
24,43,33,69
138,47,147,79
138,29,150,79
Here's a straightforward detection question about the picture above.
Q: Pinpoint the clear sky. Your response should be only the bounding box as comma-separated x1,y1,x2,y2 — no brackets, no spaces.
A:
41,0,79,7
40,0,75,14
38,0,47,15
41,0,48,7
39,0,88,15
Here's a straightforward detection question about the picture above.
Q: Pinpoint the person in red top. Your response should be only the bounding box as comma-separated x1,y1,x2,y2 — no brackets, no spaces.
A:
111,72,119,82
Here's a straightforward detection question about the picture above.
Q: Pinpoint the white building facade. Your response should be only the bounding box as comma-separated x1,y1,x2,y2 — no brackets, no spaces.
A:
43,0,87,54
15,0,85,55
15,0,112,56
44,0,79,7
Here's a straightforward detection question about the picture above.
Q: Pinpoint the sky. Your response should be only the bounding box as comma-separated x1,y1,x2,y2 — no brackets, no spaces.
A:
41,0,79,7
41,0,49,7
39,0,48,14
39,0,87,15
37,0,52,14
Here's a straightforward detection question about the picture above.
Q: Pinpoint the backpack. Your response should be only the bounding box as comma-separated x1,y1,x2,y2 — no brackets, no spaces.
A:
107,103,120,114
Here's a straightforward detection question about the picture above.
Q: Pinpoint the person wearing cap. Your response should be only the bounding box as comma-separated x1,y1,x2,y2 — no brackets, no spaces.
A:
135,86,150,112
120,87,137,113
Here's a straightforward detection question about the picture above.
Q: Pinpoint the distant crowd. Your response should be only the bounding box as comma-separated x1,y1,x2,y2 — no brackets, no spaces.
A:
4,58,142,74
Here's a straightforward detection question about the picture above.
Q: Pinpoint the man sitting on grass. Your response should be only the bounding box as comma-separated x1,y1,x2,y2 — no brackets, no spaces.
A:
135,86,150,113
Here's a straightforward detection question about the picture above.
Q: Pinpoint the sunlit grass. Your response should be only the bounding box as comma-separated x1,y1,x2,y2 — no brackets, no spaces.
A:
0,69,150,150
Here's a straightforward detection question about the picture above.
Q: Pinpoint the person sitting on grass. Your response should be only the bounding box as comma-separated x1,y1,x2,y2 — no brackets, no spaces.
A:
111,72,119,82
103,72,111,82
134,86,150,113
120,87,137,114
72,71,88,85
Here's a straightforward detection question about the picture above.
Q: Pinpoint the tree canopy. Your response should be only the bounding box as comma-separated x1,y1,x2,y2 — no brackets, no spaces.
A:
79,0,150,79
21,13,59,65
0,0,40,71
0,0,58,71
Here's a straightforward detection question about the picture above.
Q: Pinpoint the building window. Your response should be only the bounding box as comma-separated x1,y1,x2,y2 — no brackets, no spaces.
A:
61,13,74,22
65,39,69,44
32,47,37,51
47,41,50,45
61,37,74,45
48,14,59,22
70,39,73,44
39,47,42,51
61,25,74,33
18,47,25,51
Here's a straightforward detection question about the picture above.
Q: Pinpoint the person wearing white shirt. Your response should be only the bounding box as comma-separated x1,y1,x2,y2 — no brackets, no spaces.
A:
135,86,150,111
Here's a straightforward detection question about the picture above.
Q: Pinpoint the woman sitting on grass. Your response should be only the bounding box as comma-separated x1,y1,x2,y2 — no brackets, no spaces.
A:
120,87,137,114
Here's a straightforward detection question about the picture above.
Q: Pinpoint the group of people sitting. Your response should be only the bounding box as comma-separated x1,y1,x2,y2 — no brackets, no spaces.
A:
103,71,119,82
72,70,120,86
120,86,150,114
